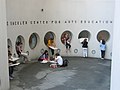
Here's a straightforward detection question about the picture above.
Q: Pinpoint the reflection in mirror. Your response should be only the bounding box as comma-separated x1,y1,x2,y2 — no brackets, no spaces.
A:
29,33,38,49
78,30,90,43
44,31,56,57
61,31,72,45
97,30,110,42
15,35,25,57
61,31,72,53
44,31,55,46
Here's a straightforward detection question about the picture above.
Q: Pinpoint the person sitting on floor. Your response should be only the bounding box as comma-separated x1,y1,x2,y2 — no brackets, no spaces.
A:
38,50,49,61
54,53,63,66
50,53,63,68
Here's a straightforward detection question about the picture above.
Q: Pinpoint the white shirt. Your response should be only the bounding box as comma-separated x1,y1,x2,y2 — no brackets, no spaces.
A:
55,56,63,65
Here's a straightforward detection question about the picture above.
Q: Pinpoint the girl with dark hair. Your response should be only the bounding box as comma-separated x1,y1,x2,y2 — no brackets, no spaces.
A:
38,50,49,61
81,38,88,57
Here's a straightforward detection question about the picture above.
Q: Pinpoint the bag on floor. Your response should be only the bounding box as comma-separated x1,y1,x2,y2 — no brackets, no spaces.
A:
62,59,69,67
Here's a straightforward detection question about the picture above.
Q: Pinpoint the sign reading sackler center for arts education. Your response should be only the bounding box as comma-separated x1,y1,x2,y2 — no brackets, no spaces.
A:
7,19,113,26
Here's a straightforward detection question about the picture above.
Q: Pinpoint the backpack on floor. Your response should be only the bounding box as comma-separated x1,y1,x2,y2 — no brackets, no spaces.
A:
62,59,69,67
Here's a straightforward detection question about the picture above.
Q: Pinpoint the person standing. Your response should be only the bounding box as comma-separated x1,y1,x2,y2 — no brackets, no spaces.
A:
100,39,106,59
81,38,88,57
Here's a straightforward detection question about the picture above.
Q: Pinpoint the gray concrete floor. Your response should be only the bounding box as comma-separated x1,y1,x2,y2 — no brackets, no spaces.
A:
10,57,111,90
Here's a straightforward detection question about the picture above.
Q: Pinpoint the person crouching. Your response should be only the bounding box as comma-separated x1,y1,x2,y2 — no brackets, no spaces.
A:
50,53,63,68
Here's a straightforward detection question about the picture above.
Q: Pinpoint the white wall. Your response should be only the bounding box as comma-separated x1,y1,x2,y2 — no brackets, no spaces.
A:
6,0,115,59
111,0,120,90
0,0,9,90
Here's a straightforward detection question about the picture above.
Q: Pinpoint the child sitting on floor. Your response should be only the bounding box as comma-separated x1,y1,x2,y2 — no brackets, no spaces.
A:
38,50,49,61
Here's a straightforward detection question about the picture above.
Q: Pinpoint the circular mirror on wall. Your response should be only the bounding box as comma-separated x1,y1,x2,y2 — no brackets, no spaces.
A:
74,49,78,53
78,30,91,42
7,39,12,53
97,30,110,42
40,48,44,54
61,30,72,45
15,35,25,57
57,49,61,53
44,31,55,46
29,33,38,49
